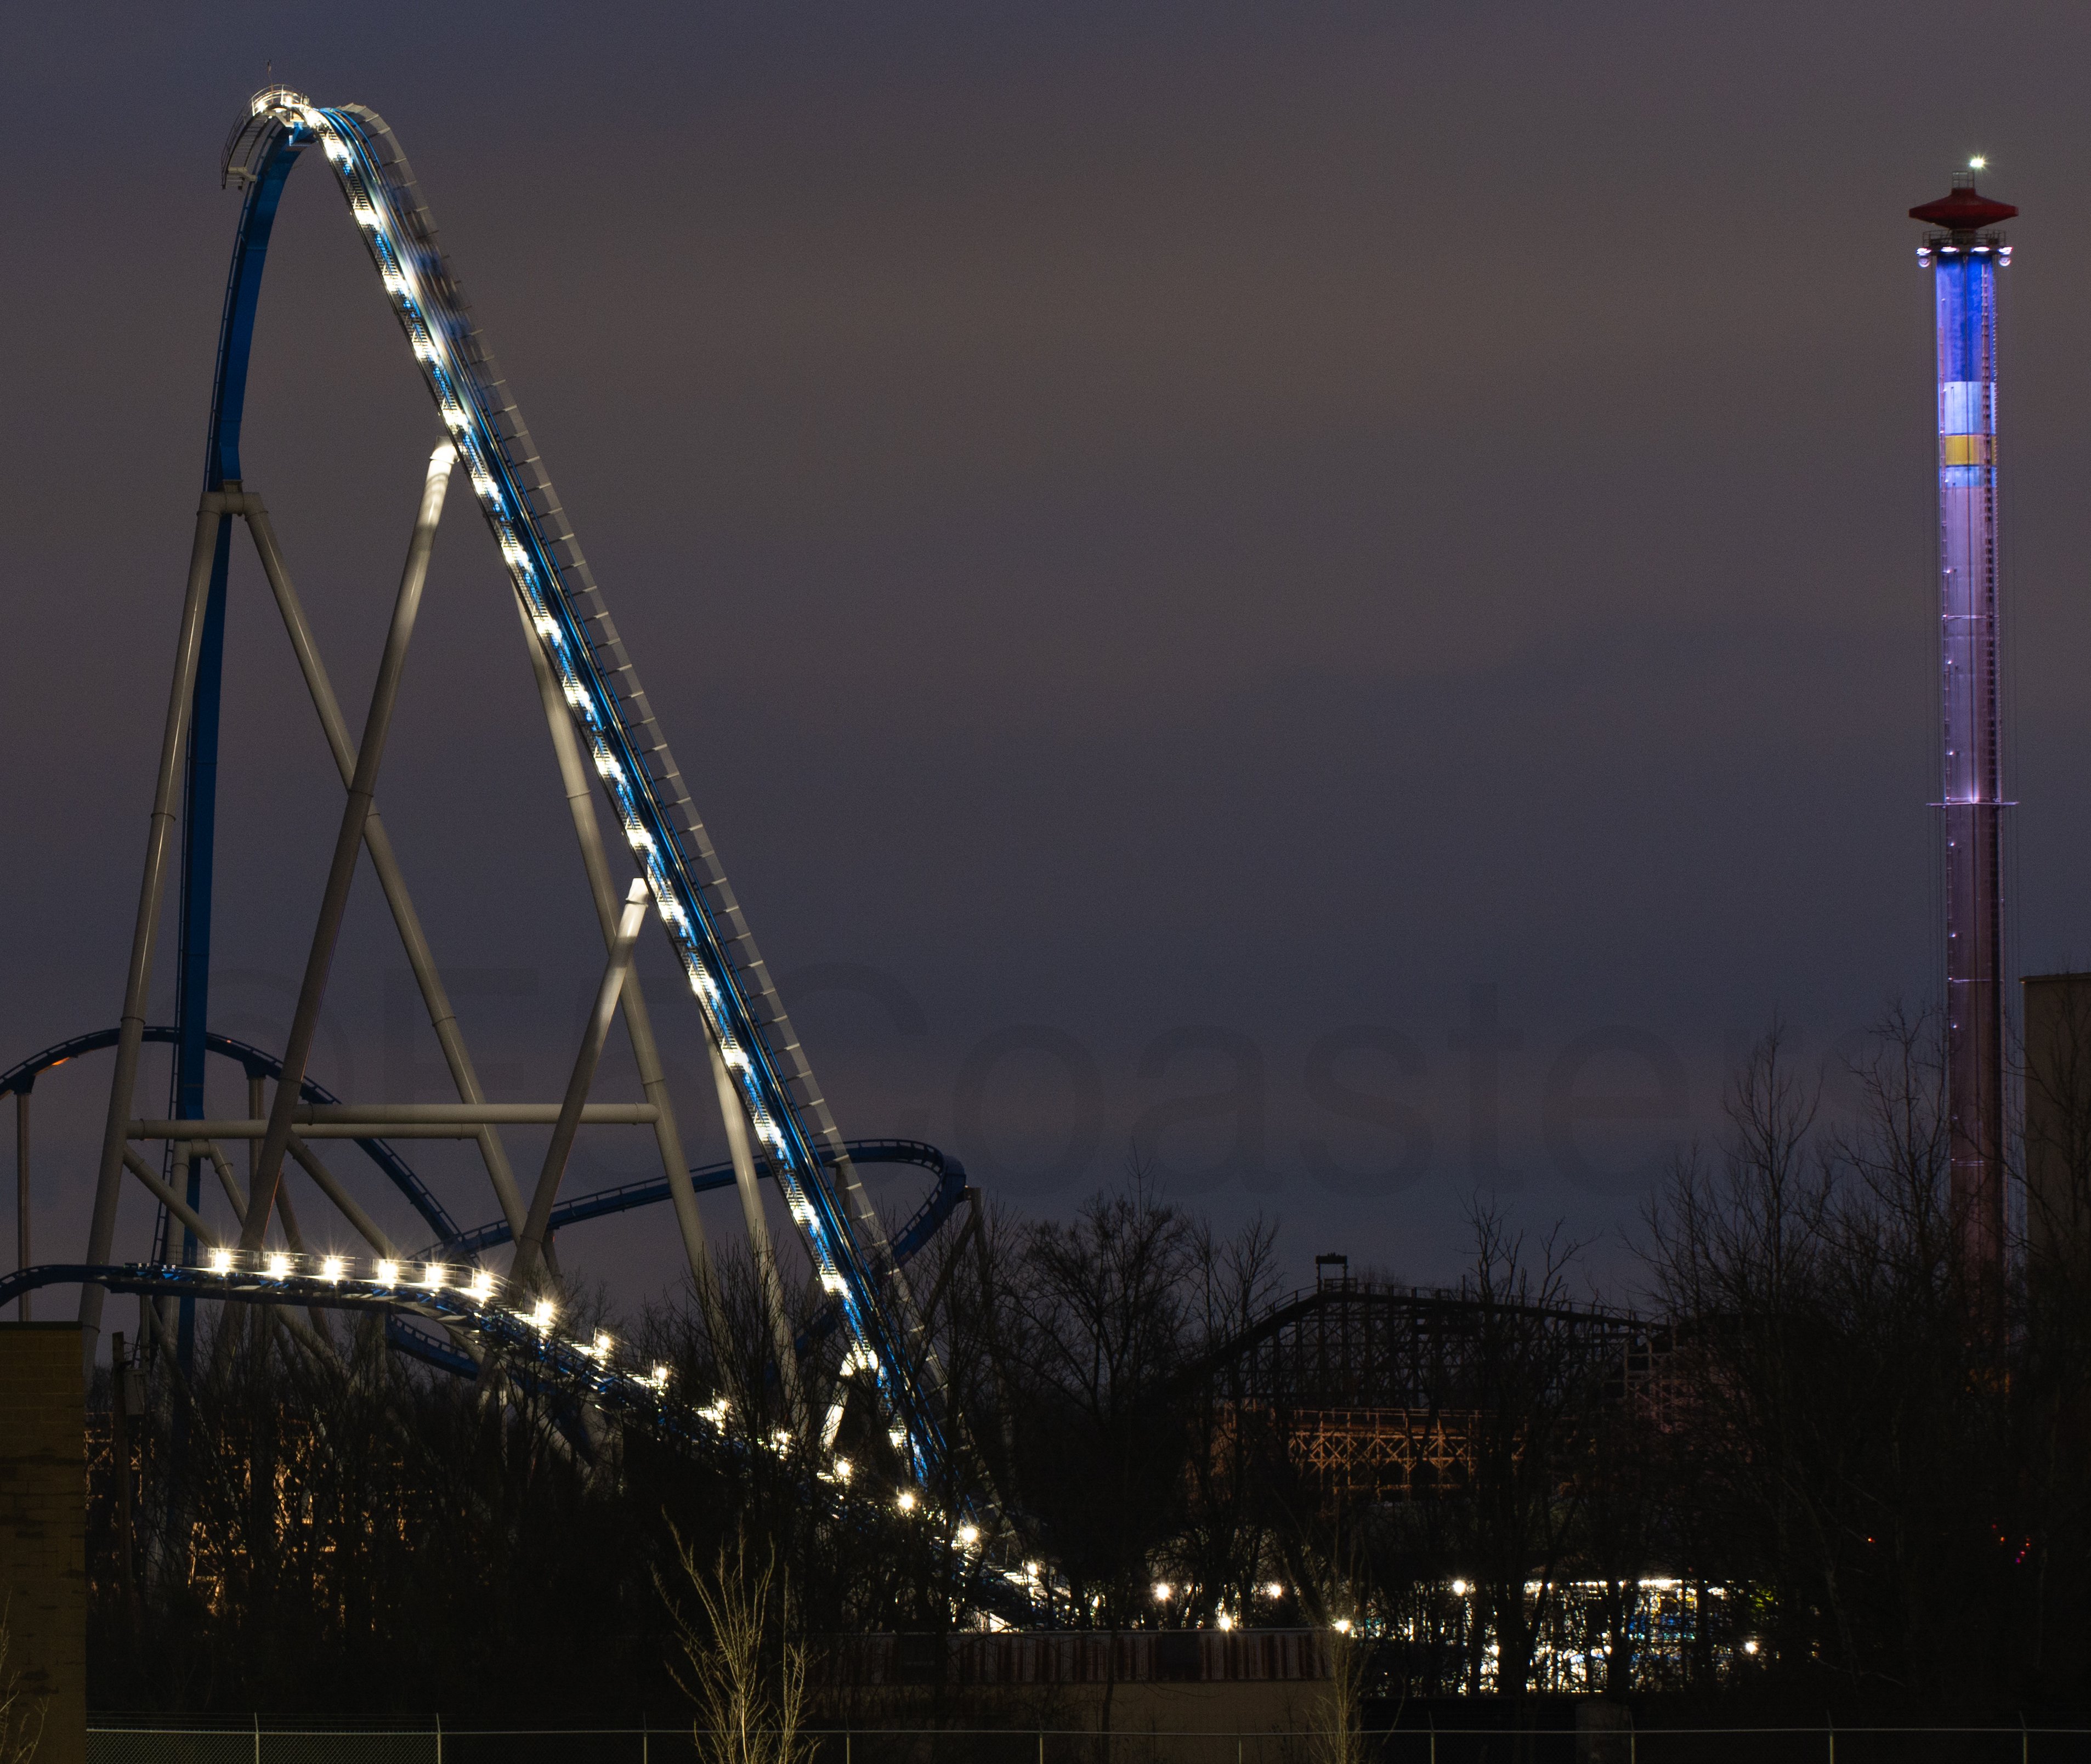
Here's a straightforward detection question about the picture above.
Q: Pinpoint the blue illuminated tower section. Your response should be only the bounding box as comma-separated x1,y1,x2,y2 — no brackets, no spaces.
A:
1912,170,2015,1296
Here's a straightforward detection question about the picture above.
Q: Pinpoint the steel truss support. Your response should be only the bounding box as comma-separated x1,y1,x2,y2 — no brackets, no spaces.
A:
131,1104,659,1137
513,882,649,1287
510,615,809,1397
203,1140,247,1224
81,493,241,1374
120,1149,336,1359
510,594,748,1347
71,92,971,1490
245,499,529,1238
121,1150,214,1250
707,1031,806,1426
243,443,456,1249
286,1139,398,1259
85,451,481,1365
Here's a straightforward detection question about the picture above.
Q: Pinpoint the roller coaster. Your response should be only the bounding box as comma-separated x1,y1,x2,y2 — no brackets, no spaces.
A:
8,90,1664,1585
5,88,974,1505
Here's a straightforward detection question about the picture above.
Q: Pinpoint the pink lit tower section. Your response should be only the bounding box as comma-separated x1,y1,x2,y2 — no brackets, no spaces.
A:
1911,168,2016,1298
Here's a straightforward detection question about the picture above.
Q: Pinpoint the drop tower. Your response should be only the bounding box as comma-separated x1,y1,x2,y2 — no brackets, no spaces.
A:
1911,168,2015,1299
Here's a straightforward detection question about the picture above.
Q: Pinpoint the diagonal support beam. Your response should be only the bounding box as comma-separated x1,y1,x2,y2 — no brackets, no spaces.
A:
707,1030,807,1428
246,492,528,1240
286,1138,399,1260
511,589,726,1319
81,494,237,1376
203,1141,248,1226
512,881,650,1287
243,444,455,1250
191,1140,332,1343
122,1150,216,1250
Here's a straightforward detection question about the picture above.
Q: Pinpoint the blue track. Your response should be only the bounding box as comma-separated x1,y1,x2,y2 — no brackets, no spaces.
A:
189,90,952,1478
3,1025,456,1243
10,1026,968,1370
7,1253,1032,1606
4,1260,726,1440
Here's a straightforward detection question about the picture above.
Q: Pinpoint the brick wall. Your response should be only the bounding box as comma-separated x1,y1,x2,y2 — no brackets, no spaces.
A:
0,1324,86,1764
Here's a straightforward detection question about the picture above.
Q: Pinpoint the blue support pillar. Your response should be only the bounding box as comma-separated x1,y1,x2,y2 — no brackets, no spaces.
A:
166,128,303,1371
171,521,231,1371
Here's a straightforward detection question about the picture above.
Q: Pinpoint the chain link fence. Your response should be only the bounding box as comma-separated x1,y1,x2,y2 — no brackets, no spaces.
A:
82,1720,2091,1764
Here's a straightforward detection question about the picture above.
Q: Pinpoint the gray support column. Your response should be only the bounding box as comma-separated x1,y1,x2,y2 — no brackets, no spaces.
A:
512,881,650,1287
511,590,722,1307
216,1137,463,1366
81,497,231,1374
270,1175,311,1253
706,1033,806,1426
285,1138,398,1258
122,1151,214,1250
203,1141,248,1227
191,1145,334,1357
267,1178,338,1347
15,1090,27,1322
242,446,454,1250
243,494,528,1239
247,1074,264,1193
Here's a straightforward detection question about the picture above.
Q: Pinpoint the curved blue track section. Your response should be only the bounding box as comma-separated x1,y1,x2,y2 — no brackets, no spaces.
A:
440,1137,970,1362
10,1028,966,1361
202,91,950,1478
1,1261,716,1438
441,1137,966,1261
2,1025,456,1243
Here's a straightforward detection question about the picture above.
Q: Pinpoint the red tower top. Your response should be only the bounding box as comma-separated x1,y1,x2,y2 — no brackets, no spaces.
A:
1911,178,2017,231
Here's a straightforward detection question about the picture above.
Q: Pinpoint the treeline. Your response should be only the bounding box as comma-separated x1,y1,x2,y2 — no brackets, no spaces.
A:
87,1013,2091,1722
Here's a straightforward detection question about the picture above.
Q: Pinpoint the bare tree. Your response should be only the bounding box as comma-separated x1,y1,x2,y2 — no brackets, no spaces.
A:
1002,1160,1199,1630
1639,1014,2082,1707
0,1602,46,1764
1173,1213,1285,1623
1448,1203,1590,1700
1641,1024,1838,1676
661,1526,812,1764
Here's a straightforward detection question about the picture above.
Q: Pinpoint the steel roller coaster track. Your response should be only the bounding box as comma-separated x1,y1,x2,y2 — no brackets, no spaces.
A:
30,87,965,1490
3,1020,970,1356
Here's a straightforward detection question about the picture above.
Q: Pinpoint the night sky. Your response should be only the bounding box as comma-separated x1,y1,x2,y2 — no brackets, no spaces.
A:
8,2,2091,1327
